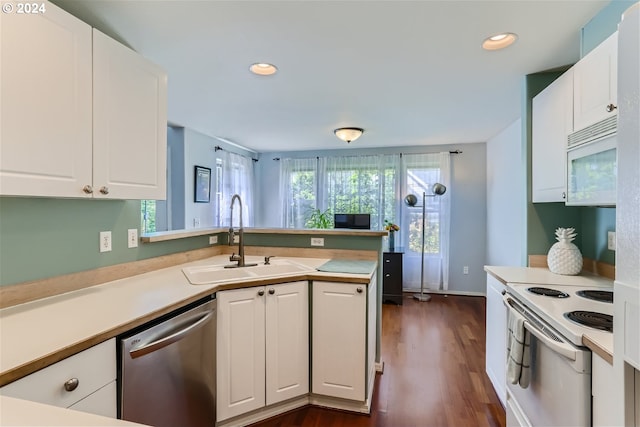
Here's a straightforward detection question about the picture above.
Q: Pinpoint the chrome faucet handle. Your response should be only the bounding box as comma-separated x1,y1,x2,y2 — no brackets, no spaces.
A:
229,253,241,262
264,256,275,265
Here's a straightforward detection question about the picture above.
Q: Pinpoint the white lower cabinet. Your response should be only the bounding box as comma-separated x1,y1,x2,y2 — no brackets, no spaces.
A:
485,274,507,406
0,339,116,417
312,277,377,402
217,281,309,422
592,353,622,427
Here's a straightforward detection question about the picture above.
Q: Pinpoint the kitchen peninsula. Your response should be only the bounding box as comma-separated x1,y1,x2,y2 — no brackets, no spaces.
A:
0,229,385,426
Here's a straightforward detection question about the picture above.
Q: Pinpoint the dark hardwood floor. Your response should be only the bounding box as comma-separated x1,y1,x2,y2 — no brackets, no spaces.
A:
250,294,506,427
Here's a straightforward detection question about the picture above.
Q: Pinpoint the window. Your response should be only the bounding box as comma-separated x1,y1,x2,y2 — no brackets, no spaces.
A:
280,155,399,229
400,152,451,291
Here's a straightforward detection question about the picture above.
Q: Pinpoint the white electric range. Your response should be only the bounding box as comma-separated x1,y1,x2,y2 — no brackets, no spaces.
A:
503,280,614,427
506,282,613,347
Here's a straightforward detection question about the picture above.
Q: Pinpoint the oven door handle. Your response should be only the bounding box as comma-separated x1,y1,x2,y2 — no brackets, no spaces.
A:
523,320,577,361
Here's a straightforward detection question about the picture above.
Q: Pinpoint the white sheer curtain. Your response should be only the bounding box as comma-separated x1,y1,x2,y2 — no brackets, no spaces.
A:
400,152,451,291
218,150,255,227
318,155,399,230
279,157,318,228
280,154,399,230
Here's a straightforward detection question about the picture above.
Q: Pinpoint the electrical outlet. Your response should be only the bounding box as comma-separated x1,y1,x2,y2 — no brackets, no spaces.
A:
463,266,469,275
209,235,218,245
99,231,112,253
233,235,240,243
311,237,324,247
127,229,138,248
608,231,616,251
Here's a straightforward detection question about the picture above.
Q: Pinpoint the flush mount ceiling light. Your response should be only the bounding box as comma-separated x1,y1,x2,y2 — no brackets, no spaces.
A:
482,32,518,50
249,62,278,76
334,127,364,143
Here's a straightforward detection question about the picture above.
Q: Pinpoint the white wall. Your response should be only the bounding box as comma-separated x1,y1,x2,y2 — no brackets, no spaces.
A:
486,118,526,266
183,129,218,229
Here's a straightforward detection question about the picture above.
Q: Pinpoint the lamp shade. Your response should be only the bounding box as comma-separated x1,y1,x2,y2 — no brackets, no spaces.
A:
334,127,364,143
404,183,447,206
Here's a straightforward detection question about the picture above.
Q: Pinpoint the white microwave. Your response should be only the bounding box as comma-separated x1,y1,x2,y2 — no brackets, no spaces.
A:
566,133,617,206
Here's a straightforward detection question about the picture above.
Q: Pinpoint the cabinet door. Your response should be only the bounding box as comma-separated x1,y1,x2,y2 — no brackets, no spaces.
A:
265,281,309,405
217,287,266,421
532,69,573,203
92,29,167,200
0,2,92,197
366,276,377,394
592,354,622,426
312,281,366,401
573,32,618,131
485,275,507,406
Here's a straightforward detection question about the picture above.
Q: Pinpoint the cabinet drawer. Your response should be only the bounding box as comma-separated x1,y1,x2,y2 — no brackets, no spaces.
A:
1,339,116,409
68,380,117,418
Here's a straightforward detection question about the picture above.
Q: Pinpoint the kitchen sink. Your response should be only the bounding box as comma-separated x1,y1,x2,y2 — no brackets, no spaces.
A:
183,259,311,285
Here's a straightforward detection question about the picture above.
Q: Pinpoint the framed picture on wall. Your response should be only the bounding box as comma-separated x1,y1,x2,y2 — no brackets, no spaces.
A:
194,166,211,203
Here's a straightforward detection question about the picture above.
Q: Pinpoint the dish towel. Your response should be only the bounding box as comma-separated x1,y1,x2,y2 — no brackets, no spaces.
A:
506,308,531,388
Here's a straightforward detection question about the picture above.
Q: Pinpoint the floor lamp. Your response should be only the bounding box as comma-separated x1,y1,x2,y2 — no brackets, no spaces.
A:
404,183,447,302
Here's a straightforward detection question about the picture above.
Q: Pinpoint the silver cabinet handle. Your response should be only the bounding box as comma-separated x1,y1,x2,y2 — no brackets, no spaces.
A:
268,288,275,295
562,192,566,199
82,185,93,194
385,274,391,277
606,104,617,112
258,289,265,296
357,287,363,293
99,186,109,195
64,378,79,392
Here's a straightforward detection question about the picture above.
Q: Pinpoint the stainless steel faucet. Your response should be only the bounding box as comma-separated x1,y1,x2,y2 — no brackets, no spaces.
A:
226,194,257,268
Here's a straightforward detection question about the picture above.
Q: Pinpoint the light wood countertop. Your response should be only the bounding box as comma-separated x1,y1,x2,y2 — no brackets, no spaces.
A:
141,227,387,242
0,255,376,387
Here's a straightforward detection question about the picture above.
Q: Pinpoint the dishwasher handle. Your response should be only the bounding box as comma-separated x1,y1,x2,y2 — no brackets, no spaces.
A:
129,311,213,359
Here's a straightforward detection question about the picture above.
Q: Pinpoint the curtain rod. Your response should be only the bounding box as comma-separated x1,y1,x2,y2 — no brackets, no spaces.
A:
215,145,258,162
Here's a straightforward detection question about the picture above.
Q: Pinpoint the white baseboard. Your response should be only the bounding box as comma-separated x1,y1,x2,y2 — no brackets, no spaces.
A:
401,289,486,297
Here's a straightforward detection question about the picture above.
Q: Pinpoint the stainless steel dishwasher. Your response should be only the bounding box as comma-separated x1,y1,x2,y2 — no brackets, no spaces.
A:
119,296,216,427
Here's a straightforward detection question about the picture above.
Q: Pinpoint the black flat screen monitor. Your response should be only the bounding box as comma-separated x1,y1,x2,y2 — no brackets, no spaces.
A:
334,213,370,229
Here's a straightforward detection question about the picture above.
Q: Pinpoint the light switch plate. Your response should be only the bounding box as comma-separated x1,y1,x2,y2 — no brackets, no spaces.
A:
128,229,138,248
607,231,616,251
209,235,218,245
99,231,112,253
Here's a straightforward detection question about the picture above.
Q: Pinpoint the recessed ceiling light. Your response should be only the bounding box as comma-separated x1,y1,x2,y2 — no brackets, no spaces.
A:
249,63,278,76
482,32,518,50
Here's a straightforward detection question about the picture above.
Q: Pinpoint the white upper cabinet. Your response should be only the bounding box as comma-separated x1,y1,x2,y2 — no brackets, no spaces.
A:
0,3,93,197
532,69,573,203
0,2,167,199
573,31,618,132
93,29,167,200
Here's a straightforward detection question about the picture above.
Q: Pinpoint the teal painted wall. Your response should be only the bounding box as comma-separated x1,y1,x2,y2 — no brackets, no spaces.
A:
0,197,383,286
582,0,637,56
0,198,213,286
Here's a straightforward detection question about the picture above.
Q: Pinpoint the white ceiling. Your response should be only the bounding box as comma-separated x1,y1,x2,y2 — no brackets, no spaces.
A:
53,0,608,153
